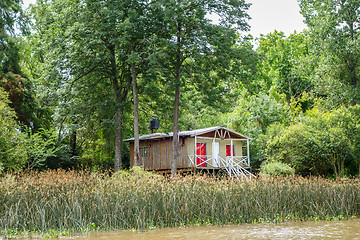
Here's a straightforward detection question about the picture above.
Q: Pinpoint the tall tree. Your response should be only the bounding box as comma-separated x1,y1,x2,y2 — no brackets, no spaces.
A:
299,0,360,107
157,0,250,177
1,0,47,135
30,0,134,171
256,31,313,104
124,0,164,168
1,0,22,80
1,0,22,73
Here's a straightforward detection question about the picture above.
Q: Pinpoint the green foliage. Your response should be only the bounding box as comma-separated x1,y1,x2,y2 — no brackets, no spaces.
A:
0,71,41,129
265,122,330,175
256,31,313,104
26,128,57,169
1,0,41,131
0,88,28,172
26,0,252,171
77,128,116,171
259,160,295,177
225,92,289,167
226,92,289,136
1,0,24,74
0,0,357,177
266,105,360,178
0,89,67,172
0,0,22,33
299,0,360,107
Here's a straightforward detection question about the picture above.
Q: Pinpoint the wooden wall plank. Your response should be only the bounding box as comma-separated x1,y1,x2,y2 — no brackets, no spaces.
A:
165,139,171,170
129,142,134,168
154,142,160,170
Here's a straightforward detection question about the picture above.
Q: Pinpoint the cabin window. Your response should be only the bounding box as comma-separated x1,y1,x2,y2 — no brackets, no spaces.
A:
242,145,246,155
139,146,149,159
226,145,235,156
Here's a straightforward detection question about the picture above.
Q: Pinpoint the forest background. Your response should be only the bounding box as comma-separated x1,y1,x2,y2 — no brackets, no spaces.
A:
1,0,360,179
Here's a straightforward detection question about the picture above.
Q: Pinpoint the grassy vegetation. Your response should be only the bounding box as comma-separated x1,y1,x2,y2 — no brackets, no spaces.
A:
0,168,359,237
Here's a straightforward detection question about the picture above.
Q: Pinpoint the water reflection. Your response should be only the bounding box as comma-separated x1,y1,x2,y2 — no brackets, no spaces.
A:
72,219,360,240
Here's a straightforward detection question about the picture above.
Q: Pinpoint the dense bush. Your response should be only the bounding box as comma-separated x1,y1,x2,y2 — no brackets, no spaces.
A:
265,105,360,178
259,160,295,177
0,88,66,172
0,88,28,172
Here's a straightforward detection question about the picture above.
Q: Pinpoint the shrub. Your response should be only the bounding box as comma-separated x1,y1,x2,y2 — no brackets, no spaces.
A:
0,88,28,172
259,160,295,177
265,105,360,178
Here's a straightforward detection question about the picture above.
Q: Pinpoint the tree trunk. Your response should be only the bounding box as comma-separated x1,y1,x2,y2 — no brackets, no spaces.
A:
70,131,77,157
172,83,180,177
340,158,345,178
131,61,140,167
108,43,131,172
70,123,77,167
114,110,123,171
333,162,338,179
171,21,183,178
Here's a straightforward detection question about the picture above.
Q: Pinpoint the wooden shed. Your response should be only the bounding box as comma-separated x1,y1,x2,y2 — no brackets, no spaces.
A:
124,126,253,178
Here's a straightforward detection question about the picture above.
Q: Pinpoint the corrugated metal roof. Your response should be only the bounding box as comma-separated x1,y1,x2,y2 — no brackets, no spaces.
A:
123,126,251,142
175,126,221,137
124,133,169,142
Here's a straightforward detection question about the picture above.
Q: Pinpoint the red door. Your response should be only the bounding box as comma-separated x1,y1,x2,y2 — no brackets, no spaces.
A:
226,145,235,157
196,143,207,167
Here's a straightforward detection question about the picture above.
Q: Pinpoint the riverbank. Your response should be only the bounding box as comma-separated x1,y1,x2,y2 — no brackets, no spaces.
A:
69,218,360,240
1,168,359,238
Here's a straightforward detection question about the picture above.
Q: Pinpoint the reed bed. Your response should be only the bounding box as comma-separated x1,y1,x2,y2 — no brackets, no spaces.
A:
1,168,359,237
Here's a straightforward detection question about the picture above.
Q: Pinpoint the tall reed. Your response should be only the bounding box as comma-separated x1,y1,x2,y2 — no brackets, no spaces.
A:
0,168,359,236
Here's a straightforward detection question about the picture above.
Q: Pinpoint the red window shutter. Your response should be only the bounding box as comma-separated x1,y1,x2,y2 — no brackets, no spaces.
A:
226,145,235,156
196,143,207,167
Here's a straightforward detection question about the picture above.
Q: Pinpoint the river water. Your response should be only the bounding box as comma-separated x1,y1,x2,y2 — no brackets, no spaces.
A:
73,219,360,240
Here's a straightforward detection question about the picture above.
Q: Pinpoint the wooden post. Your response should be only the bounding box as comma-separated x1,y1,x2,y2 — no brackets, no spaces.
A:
212,135,215,168
231,138,234,167
195,135,197,167
247,139,250,167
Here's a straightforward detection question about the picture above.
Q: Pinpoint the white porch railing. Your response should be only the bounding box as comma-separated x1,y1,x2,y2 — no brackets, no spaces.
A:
225,156,250,168
188,155,255,179
188,155,215,168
